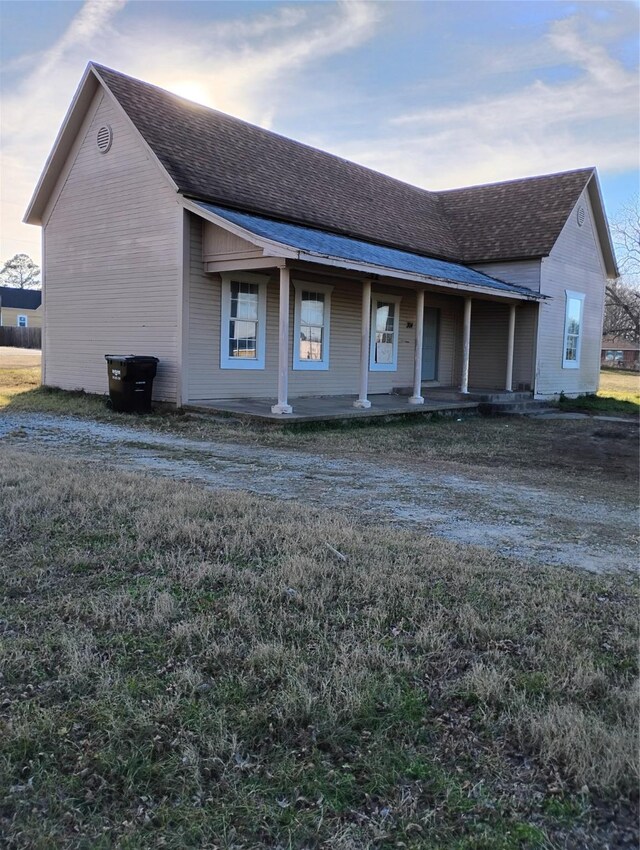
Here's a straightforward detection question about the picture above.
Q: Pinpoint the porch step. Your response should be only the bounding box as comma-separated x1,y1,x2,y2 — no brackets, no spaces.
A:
478,399,552,415
467,391,533,402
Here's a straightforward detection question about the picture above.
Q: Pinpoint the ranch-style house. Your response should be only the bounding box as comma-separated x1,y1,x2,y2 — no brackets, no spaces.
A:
24,64,618,417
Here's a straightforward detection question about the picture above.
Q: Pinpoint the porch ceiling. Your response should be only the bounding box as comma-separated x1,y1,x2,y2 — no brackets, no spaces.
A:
190,201,544,302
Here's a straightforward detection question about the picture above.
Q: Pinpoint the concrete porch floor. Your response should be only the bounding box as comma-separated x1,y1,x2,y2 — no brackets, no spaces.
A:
185,390,480,423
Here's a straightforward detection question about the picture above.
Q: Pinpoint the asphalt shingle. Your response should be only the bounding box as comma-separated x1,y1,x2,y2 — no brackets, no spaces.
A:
93,64,593,266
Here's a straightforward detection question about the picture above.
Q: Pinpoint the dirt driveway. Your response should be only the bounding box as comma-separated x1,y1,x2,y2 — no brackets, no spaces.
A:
1,411,637,573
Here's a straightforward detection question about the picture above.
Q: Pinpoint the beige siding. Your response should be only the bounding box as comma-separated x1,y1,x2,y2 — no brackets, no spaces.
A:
466,299,537,391
1,306,43,328
471,259,541,291
203,222,262,262
43,89,181,400
535,190,607,397
187,216,472,400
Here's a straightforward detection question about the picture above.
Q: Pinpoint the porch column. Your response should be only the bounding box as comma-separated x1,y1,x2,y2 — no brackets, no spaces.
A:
354,278,372,408
271,266,293,414
409,289,425,404
460,296,472,394
505,303,516,392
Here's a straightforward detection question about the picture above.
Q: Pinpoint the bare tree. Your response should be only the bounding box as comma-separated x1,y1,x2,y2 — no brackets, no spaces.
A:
604,198,639,342
0,253,41,289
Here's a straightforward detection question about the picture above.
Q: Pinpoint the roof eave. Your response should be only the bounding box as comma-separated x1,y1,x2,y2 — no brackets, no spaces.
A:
183,199,544,302
23,64,99,225
586,172,619,279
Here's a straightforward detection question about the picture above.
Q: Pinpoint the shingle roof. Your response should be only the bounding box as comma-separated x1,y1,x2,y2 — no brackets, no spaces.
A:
197,202,541,298
93,64,594,265
438,169,595,263
0,286,42,310
94,65,459,260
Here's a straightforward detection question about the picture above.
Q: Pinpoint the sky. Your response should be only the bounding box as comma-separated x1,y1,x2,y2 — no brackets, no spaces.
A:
1,0,638,266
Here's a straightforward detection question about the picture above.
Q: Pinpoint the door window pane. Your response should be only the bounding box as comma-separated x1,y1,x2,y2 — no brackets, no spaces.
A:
375,302,395,363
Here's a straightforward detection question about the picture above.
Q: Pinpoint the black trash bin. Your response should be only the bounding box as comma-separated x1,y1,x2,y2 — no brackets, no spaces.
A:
105,355,159,413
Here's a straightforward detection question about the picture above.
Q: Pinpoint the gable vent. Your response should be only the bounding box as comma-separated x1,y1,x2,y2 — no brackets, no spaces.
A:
576,205,585,227
97,125,113,154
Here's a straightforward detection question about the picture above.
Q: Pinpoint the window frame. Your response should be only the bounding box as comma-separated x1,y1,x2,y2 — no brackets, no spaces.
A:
562,290,585,370
292,281,333,371
17,314,28,328
369,293,402,372
220,272,268,370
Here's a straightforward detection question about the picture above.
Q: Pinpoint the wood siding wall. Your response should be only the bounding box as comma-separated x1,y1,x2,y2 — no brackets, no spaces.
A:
42,90,181,401
0,306,43,328
535,189,607,397
187,216,468,400
467,300,537,390
471,259,541,291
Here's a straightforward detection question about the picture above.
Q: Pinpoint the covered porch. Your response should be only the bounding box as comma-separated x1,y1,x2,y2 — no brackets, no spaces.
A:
182,202,543,416
186,390,483,423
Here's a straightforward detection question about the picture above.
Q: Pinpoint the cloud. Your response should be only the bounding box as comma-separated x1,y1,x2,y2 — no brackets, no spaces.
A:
331,14,638,191
1,0,380,261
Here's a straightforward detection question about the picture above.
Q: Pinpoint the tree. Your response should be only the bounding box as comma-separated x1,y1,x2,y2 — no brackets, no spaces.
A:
604,197,639,343
0,253,41,289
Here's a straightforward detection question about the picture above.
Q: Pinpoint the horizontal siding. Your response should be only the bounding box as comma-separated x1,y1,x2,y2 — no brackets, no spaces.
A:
468,301,509,389
512,303,537,390
43,90,180,401
471,259,541,291
535,190,606,396
1,306,43,328
187,216,470,400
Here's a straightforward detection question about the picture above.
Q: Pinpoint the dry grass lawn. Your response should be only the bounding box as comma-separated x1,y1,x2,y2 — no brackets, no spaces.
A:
598,369,640,404
0,449,638,849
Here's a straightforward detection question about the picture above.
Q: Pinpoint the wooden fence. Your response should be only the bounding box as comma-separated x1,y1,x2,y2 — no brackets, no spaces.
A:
0,327,42,349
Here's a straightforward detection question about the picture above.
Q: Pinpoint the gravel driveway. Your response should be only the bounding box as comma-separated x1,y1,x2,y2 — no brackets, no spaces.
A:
1,411,637,573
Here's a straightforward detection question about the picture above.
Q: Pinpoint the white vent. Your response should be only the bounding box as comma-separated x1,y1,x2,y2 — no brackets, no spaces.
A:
577,205,585,227
97,125,113,154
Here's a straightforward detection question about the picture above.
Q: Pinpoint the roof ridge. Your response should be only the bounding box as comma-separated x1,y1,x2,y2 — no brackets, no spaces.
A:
437,167,595,195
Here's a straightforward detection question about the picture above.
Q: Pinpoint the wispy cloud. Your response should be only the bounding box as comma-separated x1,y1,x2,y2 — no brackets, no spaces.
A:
1,0,380,260
333,14,638,191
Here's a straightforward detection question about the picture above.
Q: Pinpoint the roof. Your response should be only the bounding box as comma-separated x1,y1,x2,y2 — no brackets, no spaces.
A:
438,169,596,263
23,63,619,277
91,65,459,260
601,336,640,351
196,202,541,299
0,286,42,310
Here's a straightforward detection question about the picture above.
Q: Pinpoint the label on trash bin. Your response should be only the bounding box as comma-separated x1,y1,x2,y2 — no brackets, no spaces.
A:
111,369,121,380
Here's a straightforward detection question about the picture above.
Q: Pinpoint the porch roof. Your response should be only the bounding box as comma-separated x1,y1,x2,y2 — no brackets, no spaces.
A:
193,202,542,299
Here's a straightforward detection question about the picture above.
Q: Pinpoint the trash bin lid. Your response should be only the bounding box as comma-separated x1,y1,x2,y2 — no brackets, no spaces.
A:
105,354,159,362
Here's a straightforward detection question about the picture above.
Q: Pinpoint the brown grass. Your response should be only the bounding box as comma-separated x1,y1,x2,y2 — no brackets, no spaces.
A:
1,448,637,849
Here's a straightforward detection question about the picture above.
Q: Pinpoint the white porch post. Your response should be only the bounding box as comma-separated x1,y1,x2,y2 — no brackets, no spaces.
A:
460,295,472,395
271,265,293,414
409,289,425,404
505,303,516,392
354,278,372,408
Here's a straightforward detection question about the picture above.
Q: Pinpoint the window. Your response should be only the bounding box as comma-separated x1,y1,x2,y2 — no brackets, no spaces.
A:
17,315,28,328
605,350,623,362
220,273,267,369
562,290,585,369
369,295,401,371
293,283,332,370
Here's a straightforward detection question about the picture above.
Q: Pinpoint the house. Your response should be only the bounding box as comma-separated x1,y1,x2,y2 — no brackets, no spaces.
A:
601,336,640,370
0,286,42,328
23,63,618,416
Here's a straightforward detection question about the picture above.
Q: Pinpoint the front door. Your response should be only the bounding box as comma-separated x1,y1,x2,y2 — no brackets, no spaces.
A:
422,307,440,381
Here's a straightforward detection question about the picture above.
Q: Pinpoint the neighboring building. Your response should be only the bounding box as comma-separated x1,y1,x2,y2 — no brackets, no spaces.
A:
0,286,42,328
23,64,618,413
601,336,640,370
